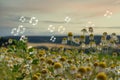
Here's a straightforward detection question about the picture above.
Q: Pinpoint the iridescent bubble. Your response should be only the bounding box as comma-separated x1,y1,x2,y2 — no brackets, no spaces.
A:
50,36,56,42
19,16,26,22
17,25,26,34
11,25,26,36
85,21,95,28
64,16,71,23
11,28,19,36
104,10,112,18
20,35,27,43
58,26,66,33
29,17,38,26
48,25,55,33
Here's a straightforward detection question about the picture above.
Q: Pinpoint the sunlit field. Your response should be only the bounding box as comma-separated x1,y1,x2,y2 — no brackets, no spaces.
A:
0,27,120,80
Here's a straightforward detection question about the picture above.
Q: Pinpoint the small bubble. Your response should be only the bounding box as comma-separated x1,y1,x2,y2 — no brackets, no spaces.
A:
19,16,26,22
29,17,38,26
85,21,95,28
64,16,71,23
20,35,27,42
11,25,26,36
48,25,55,33
11,28,19,36
50,36,56,42
17,25,26,34
104,10,113,18
58,26,66,33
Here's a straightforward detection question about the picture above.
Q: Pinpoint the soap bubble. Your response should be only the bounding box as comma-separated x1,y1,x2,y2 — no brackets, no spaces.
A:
64,16,71,23
20,35,27,43
17,25,26,34
29,17,38,26
58,26,66,33
85,21,95,28
48,25,55,33
11,25,26,36
104,10,112,18
11,28,19,36
19,16,26,22
50,36,56,42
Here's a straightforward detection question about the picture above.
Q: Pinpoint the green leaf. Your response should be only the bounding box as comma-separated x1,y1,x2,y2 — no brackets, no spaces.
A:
12,64,21,72
32,59,39,65
48,67,54,73
16,77,24,80
7,49,13,52
28,48,34,52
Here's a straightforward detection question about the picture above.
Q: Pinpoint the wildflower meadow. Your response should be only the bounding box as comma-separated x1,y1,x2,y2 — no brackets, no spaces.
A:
0,27,120,80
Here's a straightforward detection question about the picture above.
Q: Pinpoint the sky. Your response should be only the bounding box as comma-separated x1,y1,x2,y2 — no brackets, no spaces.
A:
0,0,120,36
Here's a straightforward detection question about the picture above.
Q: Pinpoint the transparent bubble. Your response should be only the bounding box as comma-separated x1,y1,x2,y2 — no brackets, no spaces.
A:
29,17,38,26
85,21,95,28
20,35,27,42
19,16,26,22
11,28,19,36
64,16,71,23
50,36,56,42
104,10,112,18
11,25,26,36
17,25,26,34
58,26,66,33
48,25,55,33
20,35,25,40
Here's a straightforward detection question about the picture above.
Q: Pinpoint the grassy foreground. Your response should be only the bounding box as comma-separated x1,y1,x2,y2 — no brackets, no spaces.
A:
0,40,120,80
